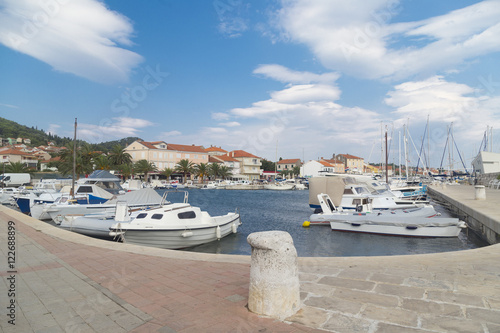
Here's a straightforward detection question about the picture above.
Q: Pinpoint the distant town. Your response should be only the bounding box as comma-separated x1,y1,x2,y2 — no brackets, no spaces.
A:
1,137,451,181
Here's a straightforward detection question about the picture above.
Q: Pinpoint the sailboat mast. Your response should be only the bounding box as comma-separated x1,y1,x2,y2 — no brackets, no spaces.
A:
71,118,77,197
385,130,388,184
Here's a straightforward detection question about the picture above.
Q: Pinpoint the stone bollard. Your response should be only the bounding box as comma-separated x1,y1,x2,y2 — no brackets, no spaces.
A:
474,185,486,200
247,231,300,320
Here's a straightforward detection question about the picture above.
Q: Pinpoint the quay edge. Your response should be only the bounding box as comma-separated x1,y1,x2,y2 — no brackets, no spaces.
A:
428,185,500,245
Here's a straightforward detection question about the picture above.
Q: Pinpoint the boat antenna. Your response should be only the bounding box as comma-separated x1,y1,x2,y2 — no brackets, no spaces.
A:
71,118,77,197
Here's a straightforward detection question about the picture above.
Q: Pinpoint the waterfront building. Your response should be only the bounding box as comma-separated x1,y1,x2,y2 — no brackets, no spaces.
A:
0,147,39,169
124,140,209,171
277,158,302,172
209,154,241,178
204,146,228,156
335,154,364,173
301,159,344,177
226,150,262,181
472,151,500,174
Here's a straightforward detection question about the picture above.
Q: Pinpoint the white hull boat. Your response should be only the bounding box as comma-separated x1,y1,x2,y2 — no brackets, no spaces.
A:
308,193,466,237
264,183,295,190
109,201,241,249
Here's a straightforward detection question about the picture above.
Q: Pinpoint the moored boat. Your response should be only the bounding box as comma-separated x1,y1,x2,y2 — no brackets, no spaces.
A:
308,193,466,237
109,196,241,249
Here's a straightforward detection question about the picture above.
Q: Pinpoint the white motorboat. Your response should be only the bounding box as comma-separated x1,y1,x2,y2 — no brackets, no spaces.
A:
41,187,163,222
308,193,466,237
59,201,134,239
109,196,241,249
264,182,295,190
0,187,19,205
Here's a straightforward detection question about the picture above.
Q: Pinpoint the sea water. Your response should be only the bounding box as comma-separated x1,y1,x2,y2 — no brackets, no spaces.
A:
159,189,487,257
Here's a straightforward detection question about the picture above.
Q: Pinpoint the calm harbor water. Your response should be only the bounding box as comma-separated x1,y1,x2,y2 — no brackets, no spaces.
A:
160,188,488,257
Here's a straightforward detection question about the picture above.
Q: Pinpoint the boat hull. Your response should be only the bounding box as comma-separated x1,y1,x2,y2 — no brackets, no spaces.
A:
328,219,465,237
114,215,240,249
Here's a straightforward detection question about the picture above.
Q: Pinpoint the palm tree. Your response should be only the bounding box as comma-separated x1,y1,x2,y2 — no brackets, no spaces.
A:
117,163,134,180
194,163,209,184
175,159,194,184
134,159,158,182
56,143,93,178
108,145,132,167
161,167,174,181
93,154,111,170
218,165,231,180
80,143,99,168
209,162,221,180
4,162,32,173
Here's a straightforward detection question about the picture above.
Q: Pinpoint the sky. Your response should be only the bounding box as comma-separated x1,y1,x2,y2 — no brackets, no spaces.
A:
1,0,500,170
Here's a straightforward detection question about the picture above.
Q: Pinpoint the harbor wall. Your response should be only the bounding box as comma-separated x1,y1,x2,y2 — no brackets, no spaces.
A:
428,186,500,245
476,172,500,186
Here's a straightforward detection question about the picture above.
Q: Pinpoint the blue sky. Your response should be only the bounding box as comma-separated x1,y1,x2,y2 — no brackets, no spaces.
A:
1,0,500,170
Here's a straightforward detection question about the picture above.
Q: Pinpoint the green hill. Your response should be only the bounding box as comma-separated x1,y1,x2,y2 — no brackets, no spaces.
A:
0,117,140,151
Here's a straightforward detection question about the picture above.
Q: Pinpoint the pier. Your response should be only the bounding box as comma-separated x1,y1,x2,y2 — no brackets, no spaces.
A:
1,204,500,332
428,184,500,244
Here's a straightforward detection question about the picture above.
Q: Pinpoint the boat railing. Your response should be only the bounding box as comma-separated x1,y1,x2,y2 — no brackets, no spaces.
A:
160,190,189,205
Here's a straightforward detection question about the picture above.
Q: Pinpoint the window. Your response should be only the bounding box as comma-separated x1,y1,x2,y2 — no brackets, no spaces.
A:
185,154,190,158
159,153,162,159
76,186,93,193
153,152,157,158
136,213,147,219
178,211,196,219
202,155,206,159
141,152,145,158
151,214,163,220
176,153,181,158
194,154,198,159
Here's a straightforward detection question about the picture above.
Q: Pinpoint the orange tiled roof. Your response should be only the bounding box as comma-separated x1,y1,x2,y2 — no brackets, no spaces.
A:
205,146,227,153
167,143,206,153
338,154,363,160
0,148,31,156
277,158,301,164
227,150,260,159
323,158,343,165
212,155,239,162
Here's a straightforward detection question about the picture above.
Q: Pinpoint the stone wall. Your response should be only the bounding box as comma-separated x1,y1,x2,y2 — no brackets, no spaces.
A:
476,172,500,186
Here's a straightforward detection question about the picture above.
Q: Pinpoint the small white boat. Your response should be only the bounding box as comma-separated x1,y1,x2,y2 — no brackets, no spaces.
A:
308,193,466,237
0,187,19,205
264,182,295,190
109,196,241,249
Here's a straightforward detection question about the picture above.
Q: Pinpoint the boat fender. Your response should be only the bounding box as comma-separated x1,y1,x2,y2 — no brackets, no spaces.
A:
302,221,310,228
406,225,418,230
181,231,193,238
351,223,361,227
231,222,238,233
216,226,221,239
356,205,362,213
377,212,382,216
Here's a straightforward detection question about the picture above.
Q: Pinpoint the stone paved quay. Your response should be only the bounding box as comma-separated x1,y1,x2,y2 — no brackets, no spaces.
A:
1,198,500,333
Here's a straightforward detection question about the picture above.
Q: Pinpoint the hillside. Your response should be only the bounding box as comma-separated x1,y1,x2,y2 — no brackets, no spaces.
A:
0,117,140,151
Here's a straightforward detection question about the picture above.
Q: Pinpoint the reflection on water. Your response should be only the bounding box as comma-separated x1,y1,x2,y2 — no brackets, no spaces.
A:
160,189,488,257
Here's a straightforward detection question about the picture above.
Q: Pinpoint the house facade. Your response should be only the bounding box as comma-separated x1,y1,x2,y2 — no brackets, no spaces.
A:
124,140,209,171
226,150,262,181
209,155,241,178
277,158,302,172
0,148,39,168
335,154,364,173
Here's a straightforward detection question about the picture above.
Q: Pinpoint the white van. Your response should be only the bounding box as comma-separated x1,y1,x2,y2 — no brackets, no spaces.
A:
0,173,31,187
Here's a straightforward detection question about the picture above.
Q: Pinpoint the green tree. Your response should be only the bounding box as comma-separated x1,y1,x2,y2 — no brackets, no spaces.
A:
209,162,221,180
56,143,93,178
133,160,158,182
117,163,134,180
161,167,174,181
261,159,276,172
292,166,301,178
175,159,194,184
108,145,132,167
93,154,111,170
4,162,33,173
218,165,231,180
194,163,209,184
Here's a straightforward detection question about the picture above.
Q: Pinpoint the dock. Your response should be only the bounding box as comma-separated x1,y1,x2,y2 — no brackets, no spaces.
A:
428,184,500,244
1,201,500,332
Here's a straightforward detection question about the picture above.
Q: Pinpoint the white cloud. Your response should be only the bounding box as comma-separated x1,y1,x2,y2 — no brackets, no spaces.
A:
211,112,230,121
77,117,153,143
0,102,19,109
254,64,340,84
0,0,143,84
386,76,500,150
220,121,240,127
275,0,500,80
46,124,60,136
162,130,182,137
